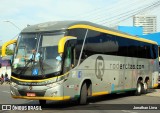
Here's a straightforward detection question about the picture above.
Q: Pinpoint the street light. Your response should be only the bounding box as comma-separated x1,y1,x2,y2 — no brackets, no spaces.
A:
0,40,2,46
3,20,21,31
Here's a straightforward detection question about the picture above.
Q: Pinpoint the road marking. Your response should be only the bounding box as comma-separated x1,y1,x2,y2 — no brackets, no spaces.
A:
121,110,138,113
26,100,34,102
2,91,10,93
121,110,129,113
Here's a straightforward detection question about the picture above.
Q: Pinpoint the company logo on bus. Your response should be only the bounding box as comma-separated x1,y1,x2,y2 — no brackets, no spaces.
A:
95,56,105,81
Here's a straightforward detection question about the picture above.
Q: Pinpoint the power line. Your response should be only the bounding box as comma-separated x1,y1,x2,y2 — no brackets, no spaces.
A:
94,0,159,24
82,0,142,21
10,33,19,40
102,0,160,26
76,0,131,20
3,20,22,41
3,21,21,31
73,0,160,28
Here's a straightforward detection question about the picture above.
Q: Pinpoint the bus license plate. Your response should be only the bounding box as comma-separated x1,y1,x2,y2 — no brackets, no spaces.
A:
27,93,36,97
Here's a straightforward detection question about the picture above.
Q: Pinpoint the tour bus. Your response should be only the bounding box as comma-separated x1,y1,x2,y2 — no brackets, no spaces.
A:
3,21,159,105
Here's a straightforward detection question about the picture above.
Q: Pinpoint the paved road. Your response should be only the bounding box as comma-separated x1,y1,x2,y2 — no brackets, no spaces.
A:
0,84,160,113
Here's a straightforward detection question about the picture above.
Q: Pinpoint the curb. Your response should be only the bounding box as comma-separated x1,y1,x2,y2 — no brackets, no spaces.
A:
146,89,160,97
0,83,10,86
146,92,160,97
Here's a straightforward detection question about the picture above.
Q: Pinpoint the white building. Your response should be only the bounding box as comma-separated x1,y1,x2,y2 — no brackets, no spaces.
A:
133,15,157,34
0,58,11,79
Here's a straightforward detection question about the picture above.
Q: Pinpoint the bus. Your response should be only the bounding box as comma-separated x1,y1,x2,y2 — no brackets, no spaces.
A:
4,21,159,105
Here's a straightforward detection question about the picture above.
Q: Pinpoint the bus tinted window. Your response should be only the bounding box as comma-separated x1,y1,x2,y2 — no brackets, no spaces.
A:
146,43,152,59
137,42,145,58
116,36,128,56
127,40,138,57
103,34,118,55
153,45,158,59
68,28,158,60
85,30,103,56
85,30,118,57
68,28,87,62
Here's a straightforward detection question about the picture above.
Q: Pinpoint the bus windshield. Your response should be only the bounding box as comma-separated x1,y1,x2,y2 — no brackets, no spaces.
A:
12,33,64,77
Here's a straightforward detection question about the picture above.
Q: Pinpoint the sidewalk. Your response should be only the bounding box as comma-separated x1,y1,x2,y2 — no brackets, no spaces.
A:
146,88,160,97
0,82,10,86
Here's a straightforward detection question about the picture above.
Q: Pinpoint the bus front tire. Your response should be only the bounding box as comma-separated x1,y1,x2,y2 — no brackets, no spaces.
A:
79,83,87,105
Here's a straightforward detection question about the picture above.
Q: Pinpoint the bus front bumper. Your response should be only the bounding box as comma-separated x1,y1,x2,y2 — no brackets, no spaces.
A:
11,95,70,101
10,83,70,101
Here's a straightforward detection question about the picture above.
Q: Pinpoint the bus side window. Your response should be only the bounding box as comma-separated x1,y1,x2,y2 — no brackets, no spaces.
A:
64,47,71,68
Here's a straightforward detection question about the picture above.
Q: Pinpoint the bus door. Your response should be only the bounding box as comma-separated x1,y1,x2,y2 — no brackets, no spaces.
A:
63,39,76,73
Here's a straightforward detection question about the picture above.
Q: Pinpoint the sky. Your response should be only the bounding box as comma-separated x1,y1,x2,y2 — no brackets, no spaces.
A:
0,0,160,45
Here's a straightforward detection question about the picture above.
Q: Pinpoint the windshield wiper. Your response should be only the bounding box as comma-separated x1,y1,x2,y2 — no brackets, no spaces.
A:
19,60,32,75
17,49,45,77
19,53,35,75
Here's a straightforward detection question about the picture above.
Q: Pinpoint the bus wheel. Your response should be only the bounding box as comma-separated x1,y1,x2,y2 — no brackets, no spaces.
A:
142,81,148,94
39,100,46,106
79,83,87,105
135,81,143,96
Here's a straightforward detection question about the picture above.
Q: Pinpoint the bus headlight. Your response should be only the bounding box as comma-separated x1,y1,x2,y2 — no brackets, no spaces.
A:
46,80,63,88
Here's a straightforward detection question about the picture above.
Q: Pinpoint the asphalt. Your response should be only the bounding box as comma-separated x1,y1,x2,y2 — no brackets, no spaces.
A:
1,84,160,113
1,83,160,97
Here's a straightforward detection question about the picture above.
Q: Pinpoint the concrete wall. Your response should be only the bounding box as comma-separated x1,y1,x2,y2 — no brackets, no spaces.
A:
118,26,160,46
118,26,143,36
139,32,160,45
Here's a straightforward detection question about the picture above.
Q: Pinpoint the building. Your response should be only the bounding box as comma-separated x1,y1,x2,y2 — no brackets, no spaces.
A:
139,32,160,58
139,32,160,45
118,26,143,36
133,15,157,34
118,26,160,45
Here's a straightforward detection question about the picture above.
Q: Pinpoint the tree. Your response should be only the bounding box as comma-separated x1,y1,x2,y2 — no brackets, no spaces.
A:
0,47,14,56
6,47,14,55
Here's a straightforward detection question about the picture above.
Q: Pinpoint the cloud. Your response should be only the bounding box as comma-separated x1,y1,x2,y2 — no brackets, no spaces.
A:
1,0,104,24
0,0,160,43
0,0,108,42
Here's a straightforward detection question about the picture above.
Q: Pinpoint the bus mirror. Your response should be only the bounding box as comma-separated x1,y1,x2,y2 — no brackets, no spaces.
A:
1,40,17,57
58,36,77,53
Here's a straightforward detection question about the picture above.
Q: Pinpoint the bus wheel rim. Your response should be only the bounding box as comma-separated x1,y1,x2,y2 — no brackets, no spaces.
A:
138,84,141,93
144,83,147,90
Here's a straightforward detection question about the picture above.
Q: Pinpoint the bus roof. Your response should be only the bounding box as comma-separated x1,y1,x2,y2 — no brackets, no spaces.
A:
22,21,157,45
